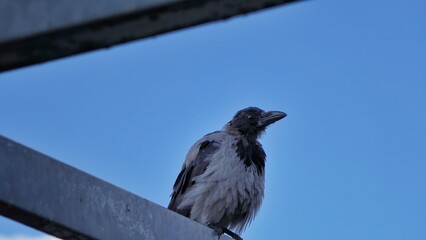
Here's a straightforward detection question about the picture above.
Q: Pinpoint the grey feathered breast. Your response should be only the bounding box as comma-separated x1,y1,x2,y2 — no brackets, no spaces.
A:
168,131,265,233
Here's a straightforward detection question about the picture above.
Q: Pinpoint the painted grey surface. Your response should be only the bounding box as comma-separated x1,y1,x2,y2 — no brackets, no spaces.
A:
0,0,174,43
0,135,231,240
0,0,300,72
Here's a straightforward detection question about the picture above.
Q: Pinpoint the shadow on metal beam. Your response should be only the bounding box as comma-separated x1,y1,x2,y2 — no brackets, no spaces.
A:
0,0,300,72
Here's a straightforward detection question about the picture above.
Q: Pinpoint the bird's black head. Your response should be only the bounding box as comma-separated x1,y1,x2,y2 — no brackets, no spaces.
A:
226,107,286,140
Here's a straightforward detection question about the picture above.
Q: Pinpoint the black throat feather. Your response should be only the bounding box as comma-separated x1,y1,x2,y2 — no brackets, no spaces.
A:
235,138,266,174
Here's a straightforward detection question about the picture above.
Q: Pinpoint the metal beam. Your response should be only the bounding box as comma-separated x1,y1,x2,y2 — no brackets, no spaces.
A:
0,135,231,240
0,0,300,72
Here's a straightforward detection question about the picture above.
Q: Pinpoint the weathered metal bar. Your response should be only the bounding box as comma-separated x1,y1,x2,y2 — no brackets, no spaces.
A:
0,135,231,240
0,0,300,72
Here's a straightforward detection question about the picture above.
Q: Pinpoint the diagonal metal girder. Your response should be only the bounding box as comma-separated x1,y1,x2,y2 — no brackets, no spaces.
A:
0,135,231,240
0,0,300,72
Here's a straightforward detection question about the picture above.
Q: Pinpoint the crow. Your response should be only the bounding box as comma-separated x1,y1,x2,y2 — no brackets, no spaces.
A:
168,107,286,239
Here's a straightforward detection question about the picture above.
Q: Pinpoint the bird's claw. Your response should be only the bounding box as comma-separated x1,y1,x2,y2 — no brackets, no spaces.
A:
207,224,243,240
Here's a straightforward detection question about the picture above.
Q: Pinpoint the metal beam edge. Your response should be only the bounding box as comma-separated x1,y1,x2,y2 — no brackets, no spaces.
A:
0,0,300,72
0,135,231,240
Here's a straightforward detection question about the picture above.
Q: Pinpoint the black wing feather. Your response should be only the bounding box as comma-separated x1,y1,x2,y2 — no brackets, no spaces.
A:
168,139,220,216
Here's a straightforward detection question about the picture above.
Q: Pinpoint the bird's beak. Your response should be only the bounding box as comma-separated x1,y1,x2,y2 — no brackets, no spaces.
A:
258,111,287,127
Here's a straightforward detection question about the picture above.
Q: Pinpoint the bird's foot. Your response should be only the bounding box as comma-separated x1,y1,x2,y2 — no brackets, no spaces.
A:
222,228,243,240
207,223,223,235
207,224,243,240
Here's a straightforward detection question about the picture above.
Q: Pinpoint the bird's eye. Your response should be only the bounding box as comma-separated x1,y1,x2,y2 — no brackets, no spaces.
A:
247,115,252,119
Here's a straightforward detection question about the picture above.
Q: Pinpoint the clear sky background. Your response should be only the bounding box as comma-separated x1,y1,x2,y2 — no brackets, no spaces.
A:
1,0,425,239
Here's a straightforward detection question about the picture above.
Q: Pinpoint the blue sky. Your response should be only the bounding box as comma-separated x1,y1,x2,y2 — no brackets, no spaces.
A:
1,0,426,239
